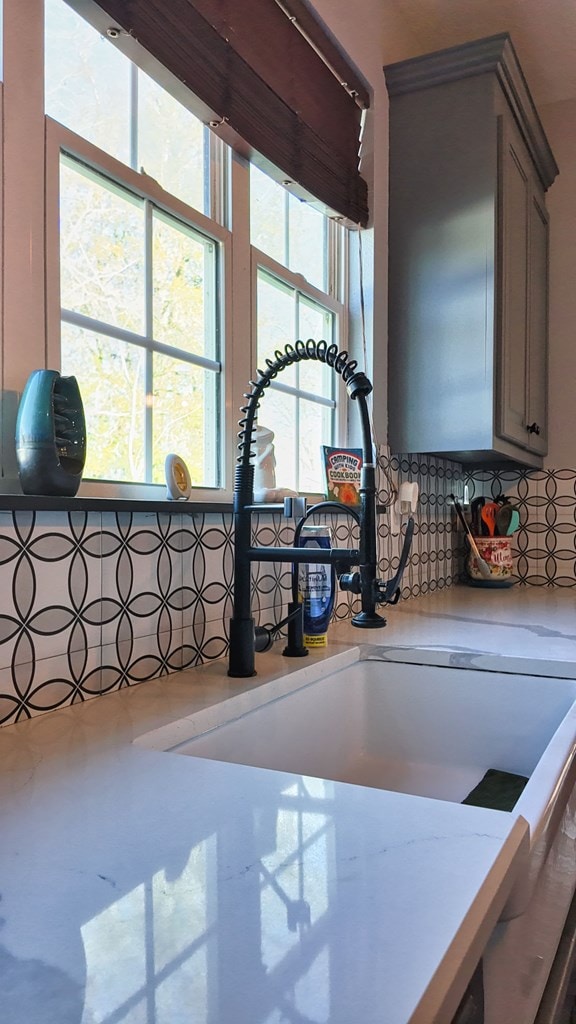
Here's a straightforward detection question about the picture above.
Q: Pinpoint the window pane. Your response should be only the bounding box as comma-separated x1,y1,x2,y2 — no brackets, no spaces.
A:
138,72,206,213
289,196,326,290
250,165,285,265
152,212,216,358
259,393,329,492
257,272,295,385
298,297,334,397
45,0,131,165
61,324,145,482
259,391,297,492
255,271,338,492
251,168,328,292
299,400,332,492
152,354,218,487
60,158,145,333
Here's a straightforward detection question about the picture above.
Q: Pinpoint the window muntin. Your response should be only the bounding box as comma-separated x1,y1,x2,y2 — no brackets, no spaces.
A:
59,155,221,487
256,266,339,494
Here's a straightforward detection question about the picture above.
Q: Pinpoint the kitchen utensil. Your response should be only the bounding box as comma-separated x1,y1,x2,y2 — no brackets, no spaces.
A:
450,494,492,578
506,509,520,535
495,503,513,537
481,502,499,537
470,496,485,536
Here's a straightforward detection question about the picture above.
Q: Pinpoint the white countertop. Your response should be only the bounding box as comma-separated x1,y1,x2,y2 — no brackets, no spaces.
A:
2,586,575,1024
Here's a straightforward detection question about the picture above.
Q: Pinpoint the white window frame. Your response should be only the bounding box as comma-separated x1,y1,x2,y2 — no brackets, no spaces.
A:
45,117,233,500
0,0,352,503
251,247,348,498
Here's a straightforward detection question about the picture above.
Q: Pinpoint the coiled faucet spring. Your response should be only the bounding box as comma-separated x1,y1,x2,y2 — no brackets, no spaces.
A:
236,339,372,476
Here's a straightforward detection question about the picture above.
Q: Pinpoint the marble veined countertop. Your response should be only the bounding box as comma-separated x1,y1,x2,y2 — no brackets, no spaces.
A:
2,586,576,1024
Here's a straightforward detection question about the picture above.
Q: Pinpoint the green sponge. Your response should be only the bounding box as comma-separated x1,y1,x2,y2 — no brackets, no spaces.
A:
462,768,528,812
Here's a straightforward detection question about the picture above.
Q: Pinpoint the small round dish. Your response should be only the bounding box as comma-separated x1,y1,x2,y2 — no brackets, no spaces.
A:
165,453,192,500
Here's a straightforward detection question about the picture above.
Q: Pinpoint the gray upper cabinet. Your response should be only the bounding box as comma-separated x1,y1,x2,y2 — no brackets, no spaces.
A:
385,34,558,467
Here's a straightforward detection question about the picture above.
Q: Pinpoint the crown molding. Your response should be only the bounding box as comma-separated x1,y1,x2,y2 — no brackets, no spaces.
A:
384,34,558,190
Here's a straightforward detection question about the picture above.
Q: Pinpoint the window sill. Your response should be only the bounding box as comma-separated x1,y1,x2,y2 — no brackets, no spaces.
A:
0,494,233,514
0,494,389,516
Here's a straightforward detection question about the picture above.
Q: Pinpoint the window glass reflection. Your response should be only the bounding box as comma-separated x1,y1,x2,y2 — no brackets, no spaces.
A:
81,837,216,1024
77,780,335,1023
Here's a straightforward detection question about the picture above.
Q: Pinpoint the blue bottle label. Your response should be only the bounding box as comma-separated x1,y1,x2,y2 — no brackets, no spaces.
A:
298,528,335,640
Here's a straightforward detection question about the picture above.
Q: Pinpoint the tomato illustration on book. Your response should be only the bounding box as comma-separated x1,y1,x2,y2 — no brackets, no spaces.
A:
322,447,363,506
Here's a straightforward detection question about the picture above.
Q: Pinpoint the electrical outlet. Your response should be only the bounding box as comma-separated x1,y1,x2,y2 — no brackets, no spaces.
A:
389,482,419,535
398,481,419,513
389,500,400,536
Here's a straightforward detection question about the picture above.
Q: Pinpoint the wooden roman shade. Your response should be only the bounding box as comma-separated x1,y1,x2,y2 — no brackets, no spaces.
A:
93,0,370,225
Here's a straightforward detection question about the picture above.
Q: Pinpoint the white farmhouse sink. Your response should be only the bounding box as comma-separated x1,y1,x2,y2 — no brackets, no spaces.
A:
173,657,575,801
140,648,576,917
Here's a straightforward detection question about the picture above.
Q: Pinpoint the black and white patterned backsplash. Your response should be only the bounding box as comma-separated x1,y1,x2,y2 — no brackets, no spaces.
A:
467,467,576,586
379,451,464,599
1,452,572,727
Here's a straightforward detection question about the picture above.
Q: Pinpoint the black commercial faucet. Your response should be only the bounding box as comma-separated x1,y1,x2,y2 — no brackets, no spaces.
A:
228,340,414,677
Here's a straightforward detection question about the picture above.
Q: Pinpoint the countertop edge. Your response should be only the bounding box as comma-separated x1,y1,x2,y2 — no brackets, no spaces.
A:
414,814,530,1022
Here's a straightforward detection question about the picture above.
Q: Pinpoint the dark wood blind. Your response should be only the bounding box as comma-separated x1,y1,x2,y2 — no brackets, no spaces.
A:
93,0,369,225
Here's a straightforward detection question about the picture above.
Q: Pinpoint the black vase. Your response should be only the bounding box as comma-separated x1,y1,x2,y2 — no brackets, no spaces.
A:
16,370,87,496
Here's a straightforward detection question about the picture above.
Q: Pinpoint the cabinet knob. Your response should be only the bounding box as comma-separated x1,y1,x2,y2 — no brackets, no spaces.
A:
526,422,541,435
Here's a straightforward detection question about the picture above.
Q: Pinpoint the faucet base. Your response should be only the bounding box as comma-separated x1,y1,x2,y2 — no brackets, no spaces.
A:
351,611,388,628
228,617,257,677
283,644,309,658
282,602,309,658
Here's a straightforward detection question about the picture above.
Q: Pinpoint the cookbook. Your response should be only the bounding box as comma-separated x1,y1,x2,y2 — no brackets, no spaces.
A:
321,446,363,506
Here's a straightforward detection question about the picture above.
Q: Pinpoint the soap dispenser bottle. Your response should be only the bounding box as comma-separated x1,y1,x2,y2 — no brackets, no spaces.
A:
298,525,336,648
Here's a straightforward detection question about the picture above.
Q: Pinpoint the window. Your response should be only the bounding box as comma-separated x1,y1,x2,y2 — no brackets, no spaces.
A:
251,166,346,495
59,157,220,486
41,0,347,498
45,0,224,490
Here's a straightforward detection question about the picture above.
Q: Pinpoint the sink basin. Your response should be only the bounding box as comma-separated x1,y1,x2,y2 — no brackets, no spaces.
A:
172,656,576,802
139,647,576,916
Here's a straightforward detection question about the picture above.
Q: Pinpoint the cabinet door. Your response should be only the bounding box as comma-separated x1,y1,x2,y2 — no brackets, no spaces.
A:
526,189,549,454
497,115,531,449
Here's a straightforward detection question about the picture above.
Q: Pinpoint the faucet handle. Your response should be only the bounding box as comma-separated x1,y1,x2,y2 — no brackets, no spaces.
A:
376,579,402,605
339,571,361,594
283,495,307,520
376,516,415,604
254,626,274,653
